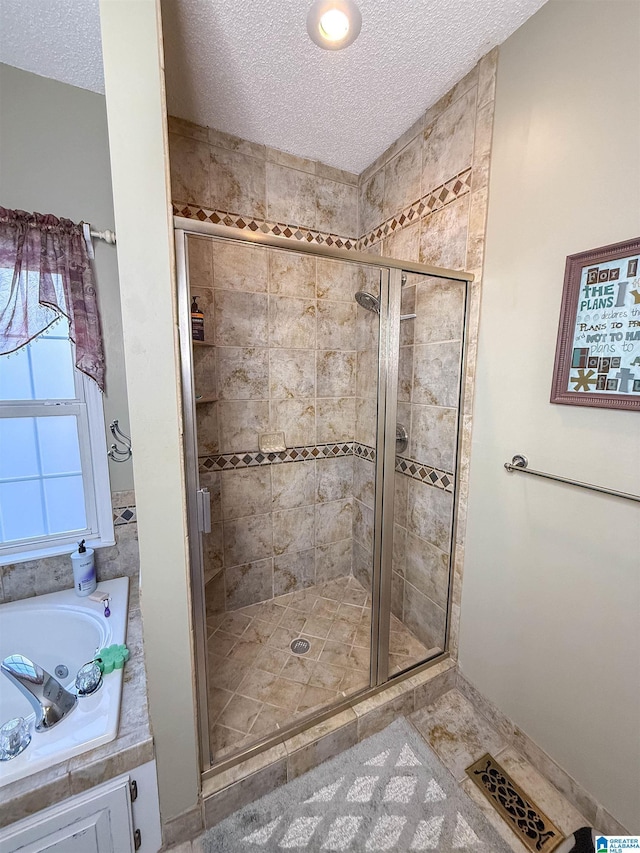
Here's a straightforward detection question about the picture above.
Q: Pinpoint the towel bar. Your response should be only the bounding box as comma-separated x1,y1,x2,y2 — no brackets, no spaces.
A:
504,454,640,503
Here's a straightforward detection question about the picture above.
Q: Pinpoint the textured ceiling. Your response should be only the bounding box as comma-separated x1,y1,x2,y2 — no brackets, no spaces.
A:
0,0,548,174
0,0,105,95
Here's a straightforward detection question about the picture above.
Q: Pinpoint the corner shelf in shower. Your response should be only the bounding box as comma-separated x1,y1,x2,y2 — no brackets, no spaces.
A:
204,565,223,585
195,395,217,405
192,339,216,347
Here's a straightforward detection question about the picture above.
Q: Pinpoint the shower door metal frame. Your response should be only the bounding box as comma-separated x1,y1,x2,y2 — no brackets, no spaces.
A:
370,267,402,686
175,228,213,770
173,217,473,779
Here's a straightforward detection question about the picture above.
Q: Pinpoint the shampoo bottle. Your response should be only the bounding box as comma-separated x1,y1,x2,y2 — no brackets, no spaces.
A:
191,297,205,341
71,539,97,597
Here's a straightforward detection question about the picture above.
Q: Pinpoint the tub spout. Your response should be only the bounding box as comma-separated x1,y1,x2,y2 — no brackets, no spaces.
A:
1,654,77,732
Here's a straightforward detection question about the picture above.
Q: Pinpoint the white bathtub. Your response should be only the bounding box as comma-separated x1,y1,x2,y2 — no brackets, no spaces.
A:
0,576,129,787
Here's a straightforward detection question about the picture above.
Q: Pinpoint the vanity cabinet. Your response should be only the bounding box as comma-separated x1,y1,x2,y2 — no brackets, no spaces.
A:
0,761,161,853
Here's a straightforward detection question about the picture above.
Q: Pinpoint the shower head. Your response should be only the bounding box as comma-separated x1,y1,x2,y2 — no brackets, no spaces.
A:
355,289,416,321
355,291,380,314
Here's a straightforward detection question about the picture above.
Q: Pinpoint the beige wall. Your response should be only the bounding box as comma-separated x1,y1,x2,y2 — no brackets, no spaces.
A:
99,0,199,827
0,62,133,493
460,0,640,832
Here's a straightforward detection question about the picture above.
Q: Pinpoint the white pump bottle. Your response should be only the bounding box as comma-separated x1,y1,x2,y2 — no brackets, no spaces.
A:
71,539,97,596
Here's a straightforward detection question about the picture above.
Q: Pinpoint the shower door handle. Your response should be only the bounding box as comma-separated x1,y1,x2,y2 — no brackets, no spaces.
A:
196,488,211,534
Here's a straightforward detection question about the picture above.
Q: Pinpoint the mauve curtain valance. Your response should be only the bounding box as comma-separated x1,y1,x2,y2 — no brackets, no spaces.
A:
0,208,105,391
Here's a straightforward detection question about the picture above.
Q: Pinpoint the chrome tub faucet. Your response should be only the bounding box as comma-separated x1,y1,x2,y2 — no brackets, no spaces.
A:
1,654,77,731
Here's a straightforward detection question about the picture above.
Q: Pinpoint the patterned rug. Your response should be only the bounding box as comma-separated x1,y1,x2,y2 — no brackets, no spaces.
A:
203,717,514,851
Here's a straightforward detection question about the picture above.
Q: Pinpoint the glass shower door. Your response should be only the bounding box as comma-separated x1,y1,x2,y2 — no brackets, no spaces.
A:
375,269,467,682
177,224,469,771
182,232,392,763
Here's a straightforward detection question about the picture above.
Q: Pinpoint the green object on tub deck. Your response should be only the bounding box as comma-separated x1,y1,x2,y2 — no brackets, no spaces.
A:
96,644,130,674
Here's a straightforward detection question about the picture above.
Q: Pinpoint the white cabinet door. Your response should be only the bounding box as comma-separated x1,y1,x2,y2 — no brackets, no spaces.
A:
9,809,118,853
0,776,134,853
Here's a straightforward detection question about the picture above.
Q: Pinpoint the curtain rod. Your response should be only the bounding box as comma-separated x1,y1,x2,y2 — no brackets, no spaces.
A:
5,216,116,246
89,227,116,244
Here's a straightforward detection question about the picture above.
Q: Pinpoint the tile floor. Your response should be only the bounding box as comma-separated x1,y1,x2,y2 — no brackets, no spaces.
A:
168,688,590,853
409,690,589,852
206,575,433,760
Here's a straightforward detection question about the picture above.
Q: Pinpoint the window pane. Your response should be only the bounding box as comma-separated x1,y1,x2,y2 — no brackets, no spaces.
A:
43,476,87,534
30,337,76,399
0,347,33,400
0,480,45,542
37,416,82,476
0,317,76,401
0,414,88,544
0,418,39,479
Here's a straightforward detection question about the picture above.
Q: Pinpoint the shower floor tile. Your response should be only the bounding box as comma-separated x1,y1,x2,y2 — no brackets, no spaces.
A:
206,575,435,761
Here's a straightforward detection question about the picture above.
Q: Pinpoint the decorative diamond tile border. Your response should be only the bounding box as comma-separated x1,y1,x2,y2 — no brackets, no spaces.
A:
354,443,454,492
357,168,472,251
199,441,453,493
198,442,354,473
172,204,358,251
396,455,454,493
113,505,137,526
353,442,376,462
174,168,472,258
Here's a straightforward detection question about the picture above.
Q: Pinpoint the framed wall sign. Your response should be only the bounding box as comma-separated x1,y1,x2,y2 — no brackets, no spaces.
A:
551,237,640,410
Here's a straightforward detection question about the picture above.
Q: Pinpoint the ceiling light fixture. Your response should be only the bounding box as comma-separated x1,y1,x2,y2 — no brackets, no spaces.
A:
307,0,362,51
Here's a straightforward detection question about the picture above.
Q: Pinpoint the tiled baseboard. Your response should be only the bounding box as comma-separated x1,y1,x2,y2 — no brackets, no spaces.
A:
161,803,205,850
455,672,629,836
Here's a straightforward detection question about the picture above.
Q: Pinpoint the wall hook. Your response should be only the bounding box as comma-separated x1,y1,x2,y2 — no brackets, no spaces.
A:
107,419,132,462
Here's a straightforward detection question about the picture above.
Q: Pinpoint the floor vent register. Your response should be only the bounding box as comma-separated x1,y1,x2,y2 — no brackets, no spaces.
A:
466,753,565,852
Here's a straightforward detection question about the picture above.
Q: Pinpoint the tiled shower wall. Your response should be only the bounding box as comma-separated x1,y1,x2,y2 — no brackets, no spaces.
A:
201,458,357,611
351,271,465,652
392,276,464,649
169,119,359,241
355,50,497,653
170,125,384,613
187,235,383,612
188,240,376,456
169,48,497,645
351,291,378,595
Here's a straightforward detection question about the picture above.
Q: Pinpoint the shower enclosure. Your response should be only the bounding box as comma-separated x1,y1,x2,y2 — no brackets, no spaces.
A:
174,220,470,775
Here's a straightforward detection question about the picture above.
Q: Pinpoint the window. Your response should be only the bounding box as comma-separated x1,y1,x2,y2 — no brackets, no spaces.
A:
0,319,114,563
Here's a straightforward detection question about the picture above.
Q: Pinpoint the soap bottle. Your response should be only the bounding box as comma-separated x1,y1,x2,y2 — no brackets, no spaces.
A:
71,539,97,597
191,297,205,341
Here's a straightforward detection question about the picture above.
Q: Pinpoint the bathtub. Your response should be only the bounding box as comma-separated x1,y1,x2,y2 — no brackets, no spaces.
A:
0,576,129,787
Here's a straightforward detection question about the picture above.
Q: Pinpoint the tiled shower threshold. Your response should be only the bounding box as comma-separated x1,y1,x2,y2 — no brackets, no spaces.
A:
199,654,457,829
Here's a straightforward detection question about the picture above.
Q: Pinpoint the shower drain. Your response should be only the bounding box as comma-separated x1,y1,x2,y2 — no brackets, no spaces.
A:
290,638,310,655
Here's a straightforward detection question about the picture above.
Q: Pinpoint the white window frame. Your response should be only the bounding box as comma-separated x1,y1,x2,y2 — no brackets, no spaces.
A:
0,361,115,566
